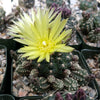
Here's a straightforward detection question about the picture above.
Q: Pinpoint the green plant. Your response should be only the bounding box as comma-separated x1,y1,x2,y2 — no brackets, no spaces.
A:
87,28,100,42
19,0,35,8
79,0,97,11
79,11,100,43
0,6,5,32
93,14,100,28
79,12,94,35
12,52,90,95
46,0,63,7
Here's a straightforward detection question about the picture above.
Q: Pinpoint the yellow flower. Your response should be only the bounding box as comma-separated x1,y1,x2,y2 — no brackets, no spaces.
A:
9,9,74,62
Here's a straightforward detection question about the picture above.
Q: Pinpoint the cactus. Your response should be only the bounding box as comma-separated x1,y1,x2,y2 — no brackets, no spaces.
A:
19,0,35,8
64,77,79,91
93,14,100,28
79,12,94,35
73,89,86,100
87,28,100,43
55,92,63,100
0,6,5,32
50,3,71,19
55,89,90,100
13,52,91,95
30,77,50,93
14,54,33,76
46,0,63,7
79,0,97,11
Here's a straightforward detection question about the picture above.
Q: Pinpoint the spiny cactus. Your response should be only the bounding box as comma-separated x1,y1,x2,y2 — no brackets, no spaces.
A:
79,12,94,35
30,77,50,93
87,28,100,43
46,0,64,7
13,52,90,95
0,6,5,32
50,3,71,19
73,89,86,100
14,54,33,76
55,89,90,100
93,14,100,28
79,0,97,11
19,0,35,8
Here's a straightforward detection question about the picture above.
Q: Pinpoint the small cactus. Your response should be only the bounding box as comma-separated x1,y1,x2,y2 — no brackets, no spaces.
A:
50,3,71,19
30,77,50,93
73,89,86,100
55,92,63,100
19,0,35,8
93,14,100,28
87,28,100,43
0,6,5,32
13,52,91,97
46,0,63,7
79,12,94,35
79,0,97,11
66,93,73,100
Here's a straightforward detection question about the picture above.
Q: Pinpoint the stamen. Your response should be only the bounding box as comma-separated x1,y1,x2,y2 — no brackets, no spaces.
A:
42,41,46,46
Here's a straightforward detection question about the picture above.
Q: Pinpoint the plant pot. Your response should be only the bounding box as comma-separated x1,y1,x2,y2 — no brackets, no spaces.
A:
11,49,98,100
68,30,82,51
0,39,23,94
0,45,7,93
76,30,100,50
0,94,15,100
81,49,100,99
0,38,22,52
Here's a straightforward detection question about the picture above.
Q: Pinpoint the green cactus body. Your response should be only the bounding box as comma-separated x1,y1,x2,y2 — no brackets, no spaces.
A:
79,17,94,35
87,29,100,43
46,0,63,7
79,0,97,11
15,54,33,76
37,53,72,79
19,0,35,8
14,52,90,95
30,77,50,93
72,69,88,86
93,15,100,28
0,6,5,32
64,77,79,91
52,78,64,90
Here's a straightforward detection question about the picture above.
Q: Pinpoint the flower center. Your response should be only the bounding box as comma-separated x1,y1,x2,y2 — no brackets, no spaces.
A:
42,41,47,46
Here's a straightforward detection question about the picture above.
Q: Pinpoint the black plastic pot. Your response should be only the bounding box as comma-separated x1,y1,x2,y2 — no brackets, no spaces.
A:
77,31,100,50
0,39,23,94
0,45,7,93
11,50,98,100
0,94,15,100
68,30,82,51
81,49,100,99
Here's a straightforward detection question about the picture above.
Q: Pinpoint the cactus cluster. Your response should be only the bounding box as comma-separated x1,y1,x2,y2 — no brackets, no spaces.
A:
0,6,5,32
87,28,100,43
55,89,88,100
50,3,71,19
46,0,63,7
19,0,35,8
79,0,97,11
79,11,100,43
12,51,91,96
79,11,94,35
